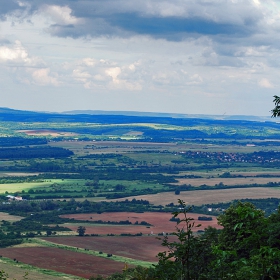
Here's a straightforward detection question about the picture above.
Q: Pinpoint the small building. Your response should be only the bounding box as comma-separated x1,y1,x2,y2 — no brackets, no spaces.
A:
6,195,23,201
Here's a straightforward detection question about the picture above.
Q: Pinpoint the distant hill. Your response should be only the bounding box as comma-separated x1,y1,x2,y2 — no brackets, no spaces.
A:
0,107,40,115
0,107,279,140
0,107,276,124
62,109,274,122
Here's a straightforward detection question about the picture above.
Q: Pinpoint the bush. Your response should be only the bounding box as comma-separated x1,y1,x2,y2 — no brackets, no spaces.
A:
198,216,212,221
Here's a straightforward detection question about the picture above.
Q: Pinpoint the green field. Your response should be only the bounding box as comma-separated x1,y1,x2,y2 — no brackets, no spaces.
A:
0,182,53,194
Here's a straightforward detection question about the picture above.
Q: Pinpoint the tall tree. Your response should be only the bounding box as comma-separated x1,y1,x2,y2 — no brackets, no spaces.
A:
217,201,265,258
77,226,86,236
155,199,213,280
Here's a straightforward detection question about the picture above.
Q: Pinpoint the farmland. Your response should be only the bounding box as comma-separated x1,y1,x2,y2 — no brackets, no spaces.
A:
175,177,280,187
0,212,23,222
111,187,280,206
0,247,127,278
1,109,280,277
42,236,169,262
61,212,222,234
0,259,72,280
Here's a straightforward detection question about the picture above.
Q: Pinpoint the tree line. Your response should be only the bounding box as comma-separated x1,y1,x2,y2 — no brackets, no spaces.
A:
0,146,73,159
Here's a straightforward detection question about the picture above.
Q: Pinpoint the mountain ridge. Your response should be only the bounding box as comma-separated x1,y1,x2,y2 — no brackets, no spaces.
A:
0,107,275,122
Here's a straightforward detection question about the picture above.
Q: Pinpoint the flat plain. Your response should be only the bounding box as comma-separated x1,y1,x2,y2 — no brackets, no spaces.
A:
109,187,280,206
1,111,280,278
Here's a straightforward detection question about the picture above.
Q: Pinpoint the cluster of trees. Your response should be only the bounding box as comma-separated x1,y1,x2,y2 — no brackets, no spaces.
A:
197,216,212,221
22,169,177,184
0,146,73,159
77,226,86,236
82,154,124,160
0,136,47,146
0,227,23,248
0,198,156,219
91,200,280,279
1,219,70,234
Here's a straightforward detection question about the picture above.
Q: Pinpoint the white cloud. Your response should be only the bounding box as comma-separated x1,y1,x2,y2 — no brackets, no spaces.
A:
252,0,261,7
82,58,96,67
104,66,142,90
93,74,105,81
30,68,59,86
146,1,187,17
0,40,29,63
105,67,121,84
234,46,269,57
152,72,170,85
70,58,143,91
73,68,91,83
258,78,274,88
187,74,203,85
40,5,83,25
128,64,136,72
0,40,60,86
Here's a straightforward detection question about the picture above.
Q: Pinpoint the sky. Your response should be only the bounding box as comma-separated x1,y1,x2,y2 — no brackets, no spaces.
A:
1,0,280,116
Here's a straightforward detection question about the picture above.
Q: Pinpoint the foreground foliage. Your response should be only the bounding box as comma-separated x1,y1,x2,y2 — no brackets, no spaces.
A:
272,95,280,117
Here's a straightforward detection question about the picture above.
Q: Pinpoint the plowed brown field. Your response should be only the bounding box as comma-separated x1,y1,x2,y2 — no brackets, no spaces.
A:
0,247,127,278
42,236,176,262
61,212,221,235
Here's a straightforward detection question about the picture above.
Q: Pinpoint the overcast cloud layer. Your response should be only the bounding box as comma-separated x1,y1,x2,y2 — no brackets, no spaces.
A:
0,0,280,116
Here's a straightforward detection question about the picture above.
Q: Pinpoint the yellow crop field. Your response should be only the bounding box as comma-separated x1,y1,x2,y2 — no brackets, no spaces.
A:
111,187,280,206
175,177,280,187
0,212,23,221
0,181,56,194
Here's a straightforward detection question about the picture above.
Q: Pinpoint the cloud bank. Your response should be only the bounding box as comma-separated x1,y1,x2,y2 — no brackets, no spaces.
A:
0,1,269,39
0,0,279,115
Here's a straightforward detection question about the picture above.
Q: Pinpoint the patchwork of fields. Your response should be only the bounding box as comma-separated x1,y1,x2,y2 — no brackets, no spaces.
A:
0,247,126,279
1,113,280,277
0,210,220,279
111,187,280,206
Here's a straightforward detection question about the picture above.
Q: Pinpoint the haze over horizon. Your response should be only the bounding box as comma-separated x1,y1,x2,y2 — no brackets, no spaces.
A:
1,0,280,116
